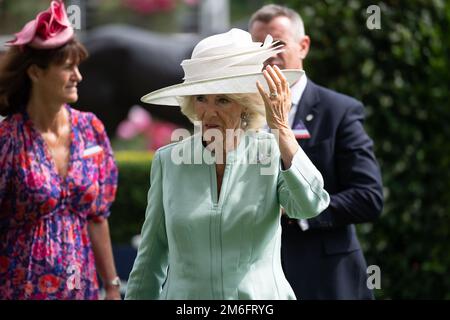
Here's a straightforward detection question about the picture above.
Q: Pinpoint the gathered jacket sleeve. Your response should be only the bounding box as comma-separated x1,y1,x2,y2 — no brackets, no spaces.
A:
86,114,118,222
277,146,330,219
125,151,168,300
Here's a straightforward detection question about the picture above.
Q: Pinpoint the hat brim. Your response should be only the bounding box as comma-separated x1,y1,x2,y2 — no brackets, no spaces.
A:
141,69,304,106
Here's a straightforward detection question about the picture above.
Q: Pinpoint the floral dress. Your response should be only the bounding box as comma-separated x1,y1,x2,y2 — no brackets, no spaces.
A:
0,105,118,299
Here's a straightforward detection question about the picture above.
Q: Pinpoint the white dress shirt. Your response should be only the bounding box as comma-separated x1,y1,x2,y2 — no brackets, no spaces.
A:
288,73,308,127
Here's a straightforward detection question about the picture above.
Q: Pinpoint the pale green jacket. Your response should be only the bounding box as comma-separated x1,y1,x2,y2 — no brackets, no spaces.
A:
125,131,330,300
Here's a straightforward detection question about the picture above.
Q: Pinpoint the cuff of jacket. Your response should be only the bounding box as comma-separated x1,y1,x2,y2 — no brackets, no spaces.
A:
280,147,330,214
280,148,324,192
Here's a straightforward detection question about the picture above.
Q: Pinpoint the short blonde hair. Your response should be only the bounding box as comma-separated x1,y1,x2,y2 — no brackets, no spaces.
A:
177,93,266,130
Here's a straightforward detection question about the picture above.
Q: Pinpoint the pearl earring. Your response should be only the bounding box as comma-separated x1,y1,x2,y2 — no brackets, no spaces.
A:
241,112,249,128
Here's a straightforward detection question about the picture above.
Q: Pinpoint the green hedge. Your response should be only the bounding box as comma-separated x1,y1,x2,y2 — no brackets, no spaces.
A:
109,151,153,244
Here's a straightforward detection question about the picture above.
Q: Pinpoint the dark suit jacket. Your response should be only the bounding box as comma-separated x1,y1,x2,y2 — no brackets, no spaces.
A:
281,80,383,299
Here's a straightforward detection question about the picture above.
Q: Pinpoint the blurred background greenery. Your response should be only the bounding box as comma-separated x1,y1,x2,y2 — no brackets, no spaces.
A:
109,151,153,245
0,0,265,33
1,0,449,299
278,0,450,300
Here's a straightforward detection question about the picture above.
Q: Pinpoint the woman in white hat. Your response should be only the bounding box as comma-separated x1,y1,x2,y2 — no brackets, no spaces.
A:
125,28,329,300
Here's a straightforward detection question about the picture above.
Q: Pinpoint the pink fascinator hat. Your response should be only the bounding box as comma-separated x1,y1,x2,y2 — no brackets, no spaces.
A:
6,0,74,49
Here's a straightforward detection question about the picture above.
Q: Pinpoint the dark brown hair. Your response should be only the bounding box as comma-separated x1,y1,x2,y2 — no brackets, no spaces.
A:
0,38,88,116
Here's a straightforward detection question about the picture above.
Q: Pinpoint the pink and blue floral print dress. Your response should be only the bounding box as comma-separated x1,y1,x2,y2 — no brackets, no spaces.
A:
0,105,118,299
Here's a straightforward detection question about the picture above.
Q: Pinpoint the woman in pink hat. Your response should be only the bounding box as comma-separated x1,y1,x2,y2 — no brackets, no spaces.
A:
0,1,120,300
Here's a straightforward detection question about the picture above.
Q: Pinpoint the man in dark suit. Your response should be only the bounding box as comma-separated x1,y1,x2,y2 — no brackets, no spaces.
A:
250,4,383,299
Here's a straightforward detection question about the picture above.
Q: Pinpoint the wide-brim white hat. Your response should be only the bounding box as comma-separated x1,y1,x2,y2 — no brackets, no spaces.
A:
141,28,304,106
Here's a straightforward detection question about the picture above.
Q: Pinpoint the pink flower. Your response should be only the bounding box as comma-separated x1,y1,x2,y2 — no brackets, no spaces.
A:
38,274,61,295
116,104,179,151
117,120,140,140
129,105,153,131
148,122,178,150
27,172,45,189
116,105,152,139
7,1,73,49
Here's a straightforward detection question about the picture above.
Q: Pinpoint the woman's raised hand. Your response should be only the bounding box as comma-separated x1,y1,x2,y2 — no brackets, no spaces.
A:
256,65,292,130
